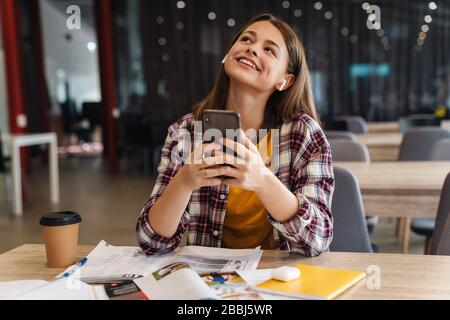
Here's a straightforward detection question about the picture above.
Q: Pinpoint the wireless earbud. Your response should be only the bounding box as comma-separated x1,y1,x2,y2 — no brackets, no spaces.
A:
221,54,228,64
278,79,287,91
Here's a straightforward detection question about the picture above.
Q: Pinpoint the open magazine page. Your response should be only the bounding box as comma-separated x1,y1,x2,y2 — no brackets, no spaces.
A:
74,241,169,284
169,246,262,274
134,262,217,300
69,241,262,284
201,272,263,300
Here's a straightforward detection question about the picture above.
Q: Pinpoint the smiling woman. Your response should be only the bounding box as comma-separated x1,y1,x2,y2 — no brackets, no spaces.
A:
136,14,334,257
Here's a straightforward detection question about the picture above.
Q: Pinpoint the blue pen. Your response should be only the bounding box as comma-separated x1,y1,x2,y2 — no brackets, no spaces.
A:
62,257,88,278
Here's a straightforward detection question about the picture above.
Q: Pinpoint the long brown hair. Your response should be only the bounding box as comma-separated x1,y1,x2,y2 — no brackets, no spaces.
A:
193,13,320,128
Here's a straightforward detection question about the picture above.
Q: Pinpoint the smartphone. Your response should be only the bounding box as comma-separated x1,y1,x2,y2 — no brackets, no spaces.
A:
202,109,241,178
202,109,241,143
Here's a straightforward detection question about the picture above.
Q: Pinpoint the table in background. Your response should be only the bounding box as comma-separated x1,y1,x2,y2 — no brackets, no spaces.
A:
355,132,403,161
0,133,59,216
367,120,450,134
335,161,450,253
1,244,450,299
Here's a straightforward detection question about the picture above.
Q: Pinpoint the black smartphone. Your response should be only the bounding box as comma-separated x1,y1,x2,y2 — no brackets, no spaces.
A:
202,109,241,178
202,109,241,143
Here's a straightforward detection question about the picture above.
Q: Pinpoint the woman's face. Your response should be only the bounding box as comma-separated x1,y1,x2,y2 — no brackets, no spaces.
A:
224,21,293,93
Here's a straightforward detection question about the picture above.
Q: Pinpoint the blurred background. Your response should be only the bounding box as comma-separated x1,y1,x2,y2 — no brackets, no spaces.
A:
0,0,449,253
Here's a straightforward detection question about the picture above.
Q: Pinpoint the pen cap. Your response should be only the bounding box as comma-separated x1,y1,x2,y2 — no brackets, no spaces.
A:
40,211,81,268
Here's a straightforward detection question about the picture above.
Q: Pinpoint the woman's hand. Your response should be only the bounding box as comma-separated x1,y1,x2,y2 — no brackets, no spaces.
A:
219,130,272,192
179,141,229,191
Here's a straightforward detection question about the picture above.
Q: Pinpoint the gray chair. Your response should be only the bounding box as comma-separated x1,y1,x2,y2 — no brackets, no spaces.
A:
410,138,450,252
335,116,368,134
330,140,378,245
329,140,370,162
326,131,356,141
430,173,450,255
330,166,373,253
399,114,441,133
398,127,450,161
429,138,450,161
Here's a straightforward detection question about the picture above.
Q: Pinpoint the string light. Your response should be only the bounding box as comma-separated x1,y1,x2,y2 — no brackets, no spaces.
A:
314,2,323,10
428,2,438,10
208,12,216,21
282,1,290,9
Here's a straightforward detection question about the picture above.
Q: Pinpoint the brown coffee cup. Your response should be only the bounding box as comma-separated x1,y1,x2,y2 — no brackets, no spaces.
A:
40,211,82,268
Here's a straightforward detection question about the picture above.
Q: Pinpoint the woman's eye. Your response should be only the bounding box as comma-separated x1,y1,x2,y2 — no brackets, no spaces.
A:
241,36,251,43
266,48,275,55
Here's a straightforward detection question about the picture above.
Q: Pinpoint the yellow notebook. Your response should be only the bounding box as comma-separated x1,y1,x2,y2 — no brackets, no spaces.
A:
256,264,365,300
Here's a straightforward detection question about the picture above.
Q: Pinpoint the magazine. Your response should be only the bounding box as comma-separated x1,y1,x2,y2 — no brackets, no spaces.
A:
75,240,262,284
134,262,263,300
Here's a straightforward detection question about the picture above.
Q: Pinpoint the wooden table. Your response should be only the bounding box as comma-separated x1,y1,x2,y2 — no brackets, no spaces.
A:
367,122,399,133
367,120,450,133
335,161,450,253
1,244,450,300
355,133,403,161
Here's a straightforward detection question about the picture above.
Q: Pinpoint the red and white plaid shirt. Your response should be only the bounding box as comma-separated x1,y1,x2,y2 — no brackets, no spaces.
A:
136,113,334,257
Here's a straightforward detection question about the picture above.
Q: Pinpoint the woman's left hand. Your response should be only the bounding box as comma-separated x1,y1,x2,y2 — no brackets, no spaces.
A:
218,130,272,192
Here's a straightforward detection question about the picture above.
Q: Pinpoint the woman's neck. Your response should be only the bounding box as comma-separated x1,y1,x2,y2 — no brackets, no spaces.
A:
225,80,270,131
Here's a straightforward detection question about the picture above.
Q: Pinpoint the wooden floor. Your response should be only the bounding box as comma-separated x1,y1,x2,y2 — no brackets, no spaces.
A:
0,157,427,255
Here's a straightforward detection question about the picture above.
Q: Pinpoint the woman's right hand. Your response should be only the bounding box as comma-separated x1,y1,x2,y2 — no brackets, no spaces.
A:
179,141,229,190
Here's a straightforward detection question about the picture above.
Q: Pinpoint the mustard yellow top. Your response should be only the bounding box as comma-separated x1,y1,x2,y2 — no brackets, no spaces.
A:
222,131,276,250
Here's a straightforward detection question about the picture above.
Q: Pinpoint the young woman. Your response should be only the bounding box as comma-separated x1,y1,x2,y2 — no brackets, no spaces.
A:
136,13,334,257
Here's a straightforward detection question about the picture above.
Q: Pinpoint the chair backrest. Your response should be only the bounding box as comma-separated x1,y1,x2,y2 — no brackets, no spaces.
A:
399,115,441,133
326,131,356,141
0,128,5,173
430,138,450,161
335,116,368,134
430,173,450,255
330,167,373,253
398,127,450,161
330,140,370,162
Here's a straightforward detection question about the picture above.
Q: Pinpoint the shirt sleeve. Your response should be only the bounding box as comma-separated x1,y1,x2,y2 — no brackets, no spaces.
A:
268,128,335,257
136,120,191,255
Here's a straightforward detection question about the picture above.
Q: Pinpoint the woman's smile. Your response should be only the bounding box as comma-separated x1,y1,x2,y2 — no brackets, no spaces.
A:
235,57,260,72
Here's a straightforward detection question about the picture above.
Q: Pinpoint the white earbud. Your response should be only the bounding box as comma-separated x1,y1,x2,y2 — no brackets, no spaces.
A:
221,54,228,64
278,79,287,91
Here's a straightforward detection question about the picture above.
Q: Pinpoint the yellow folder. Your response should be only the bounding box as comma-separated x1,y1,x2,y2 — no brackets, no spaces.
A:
256,264,365,300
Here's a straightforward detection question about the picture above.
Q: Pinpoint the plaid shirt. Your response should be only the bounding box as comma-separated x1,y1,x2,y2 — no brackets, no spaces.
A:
136,113,334,257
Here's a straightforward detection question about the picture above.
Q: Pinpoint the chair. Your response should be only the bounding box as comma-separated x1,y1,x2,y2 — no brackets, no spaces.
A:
410,139,450,253
330,140,378,246
326,131,356,141
334,116,368,134
398,127,450,161
329,140,370,162
330,166,373,253
0,129,11,206
429,138,450,161
430,173,450,255
399,114,441,133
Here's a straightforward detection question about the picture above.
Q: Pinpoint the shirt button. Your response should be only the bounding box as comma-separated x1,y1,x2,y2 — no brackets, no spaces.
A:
213,230,219,237
220,194,226,200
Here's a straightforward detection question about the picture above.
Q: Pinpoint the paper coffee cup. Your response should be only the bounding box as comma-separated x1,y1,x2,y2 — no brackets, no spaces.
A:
40,211,82,268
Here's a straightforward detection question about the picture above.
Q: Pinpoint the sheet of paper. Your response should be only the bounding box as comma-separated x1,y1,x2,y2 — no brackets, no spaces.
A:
238,269,273,286
14,277,94,300
0,280,49,300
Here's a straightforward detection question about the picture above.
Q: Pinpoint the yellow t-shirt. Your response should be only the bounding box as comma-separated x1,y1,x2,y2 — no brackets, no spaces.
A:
222,131,276,250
